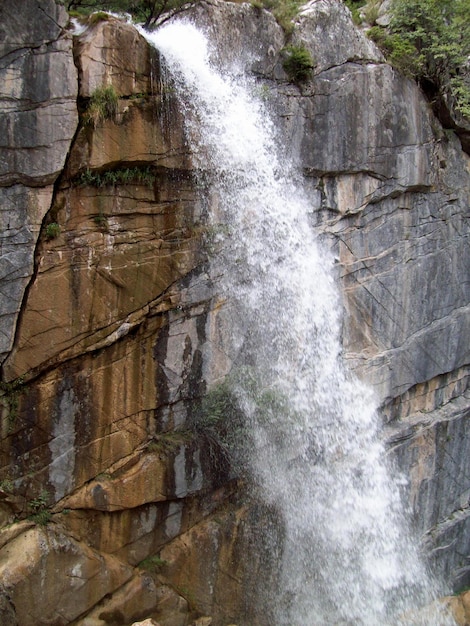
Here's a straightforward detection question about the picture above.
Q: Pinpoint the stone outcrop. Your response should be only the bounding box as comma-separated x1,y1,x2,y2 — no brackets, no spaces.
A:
295,0,470,590
0,0,469,624
0,0,78,362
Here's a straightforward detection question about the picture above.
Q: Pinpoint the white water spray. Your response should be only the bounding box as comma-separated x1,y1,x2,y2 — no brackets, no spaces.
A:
146,22,455,626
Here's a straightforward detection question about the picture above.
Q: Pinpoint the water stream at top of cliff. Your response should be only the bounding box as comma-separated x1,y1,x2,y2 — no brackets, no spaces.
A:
144,22,455,626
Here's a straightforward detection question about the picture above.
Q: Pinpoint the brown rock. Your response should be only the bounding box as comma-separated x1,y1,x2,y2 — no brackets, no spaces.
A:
60,441,208,512
0,0,78,363
0,526,133,626
193,618,212,626
153,585,188,626
4,151,196,382
75,572,160,626
74,17,155,98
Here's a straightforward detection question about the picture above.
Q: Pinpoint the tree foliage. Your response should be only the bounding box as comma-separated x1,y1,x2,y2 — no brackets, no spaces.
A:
63,0,195,28
368,0,470,118
282,44,315,83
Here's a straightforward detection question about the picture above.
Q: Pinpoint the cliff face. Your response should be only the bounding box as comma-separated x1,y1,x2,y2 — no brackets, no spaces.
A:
0,1,469,625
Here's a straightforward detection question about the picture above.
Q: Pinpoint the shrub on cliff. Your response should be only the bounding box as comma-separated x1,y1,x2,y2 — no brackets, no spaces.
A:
282,44,315,84
62,0,198,28
367,0,470,119
83,85,119,126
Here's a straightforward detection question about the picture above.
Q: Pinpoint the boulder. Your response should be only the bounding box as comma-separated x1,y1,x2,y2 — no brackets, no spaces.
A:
0,525,133,626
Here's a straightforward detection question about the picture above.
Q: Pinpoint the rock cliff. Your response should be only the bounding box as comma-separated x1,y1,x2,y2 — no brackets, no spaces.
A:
0,0,469,624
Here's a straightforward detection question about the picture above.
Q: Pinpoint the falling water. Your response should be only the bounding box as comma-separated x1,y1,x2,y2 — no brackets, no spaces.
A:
145,22,455,626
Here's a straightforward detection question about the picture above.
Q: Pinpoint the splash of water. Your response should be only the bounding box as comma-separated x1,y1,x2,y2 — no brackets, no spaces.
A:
145,21,455,626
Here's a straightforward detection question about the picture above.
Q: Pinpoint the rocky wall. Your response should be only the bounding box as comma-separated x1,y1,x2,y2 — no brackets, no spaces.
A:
0,0,469,624
0,5,257,625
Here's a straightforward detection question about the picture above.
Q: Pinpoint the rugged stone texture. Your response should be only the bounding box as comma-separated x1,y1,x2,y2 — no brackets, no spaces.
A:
446,590,470,626
0,0,78,362
286,0,470,589
0,0,469,624
74,17,155,98
295,0,382,71
0,525,134,626
0,5,266,625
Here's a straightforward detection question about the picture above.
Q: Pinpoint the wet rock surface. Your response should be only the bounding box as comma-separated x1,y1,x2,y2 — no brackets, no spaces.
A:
0,0,469,623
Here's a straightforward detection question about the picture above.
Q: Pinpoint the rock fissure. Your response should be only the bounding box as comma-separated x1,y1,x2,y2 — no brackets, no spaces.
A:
0,1,469,623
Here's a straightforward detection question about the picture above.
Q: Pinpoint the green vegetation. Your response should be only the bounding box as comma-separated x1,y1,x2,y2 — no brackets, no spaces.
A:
75,166,156,188
86,10,112,23
45,222,61,240
28,490,52,526
267,0,306,33
282,44,315,83
96,472,112,480
61,0,197,28
362,0,380,25
193,369,299,478
344,0,363,25
367,0,470,119
138,555,168,571
0,376,25,430
192,378,246,475
84,85,119,127
62,0,307,32
0,479,14,493
146,431,192,454
175,585,197,610
93,213,108,229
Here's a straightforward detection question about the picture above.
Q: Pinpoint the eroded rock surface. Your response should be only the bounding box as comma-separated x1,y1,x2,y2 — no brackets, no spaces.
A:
0,0,469,624
0,0,78,361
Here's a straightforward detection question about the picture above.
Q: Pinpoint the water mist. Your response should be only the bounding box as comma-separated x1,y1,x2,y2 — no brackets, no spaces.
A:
144,21,456,626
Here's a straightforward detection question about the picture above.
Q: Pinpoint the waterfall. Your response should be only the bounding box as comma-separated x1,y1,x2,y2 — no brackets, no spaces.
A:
145,22,455,626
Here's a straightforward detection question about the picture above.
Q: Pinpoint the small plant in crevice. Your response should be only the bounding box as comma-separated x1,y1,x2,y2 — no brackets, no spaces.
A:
282,44,315,84
0,478,14,493
175,585,197,611
95,472,112,481
267,0,306,33
190,378,250,482
146,431,193,454
87,10,112,25
45,222,61,240
362,0,380,25
138,554,168,572
0,376,25,431
28,489,52,526
83,85,119,127
93,212,108,230
254,82,272,102
344,0,364,25
195,368,317,488
75,166,156,188
191,221,231,257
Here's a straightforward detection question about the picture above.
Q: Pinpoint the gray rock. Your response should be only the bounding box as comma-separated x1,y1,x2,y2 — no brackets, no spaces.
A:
294,0,383,72
0,0,469,619
0,0,78,363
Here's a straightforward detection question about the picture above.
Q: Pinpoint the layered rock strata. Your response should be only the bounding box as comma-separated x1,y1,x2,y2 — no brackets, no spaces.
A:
0,0,468,624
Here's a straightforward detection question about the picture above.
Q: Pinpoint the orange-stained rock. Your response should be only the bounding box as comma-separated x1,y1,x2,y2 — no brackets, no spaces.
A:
132,619,161,626
0,0,78,362
0,525,133,626
74,16,155,98
4,175,200,380
74,572,161,626
60,441,210,512
68,99,189,175
2,2,470,625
